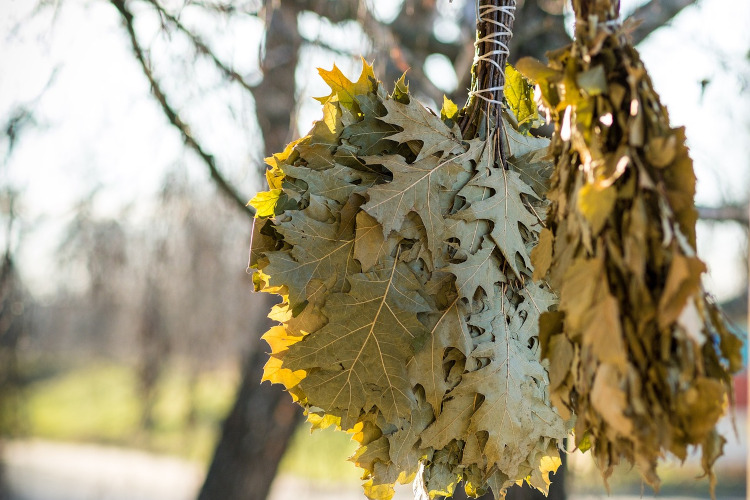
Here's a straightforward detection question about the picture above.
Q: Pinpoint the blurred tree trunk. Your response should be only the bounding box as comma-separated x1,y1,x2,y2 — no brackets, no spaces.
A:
198,347,301,500
197,4,304,500
137,277,168,431
0,254,23,500
0,194,27,500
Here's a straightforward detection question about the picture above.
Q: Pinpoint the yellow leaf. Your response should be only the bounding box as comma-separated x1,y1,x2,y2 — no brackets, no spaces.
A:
263,136,307,189
307,412,340,431
362,479,395,500
261,325,304,354
645,134,677,168
249,189,282,218
559,257,604,333
678,377,726,439
516,57,560,84
577,432,592,452
315,58,376,111
577,182,616,234
441,95,459,121
261,356,305,391
349,420,383,445
538,454,562,486
264,136,304,169
392,72,410,103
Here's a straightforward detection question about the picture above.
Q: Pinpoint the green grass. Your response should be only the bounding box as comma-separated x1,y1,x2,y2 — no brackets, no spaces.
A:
279,422,361,484
23,361,237,462
19,360,364,483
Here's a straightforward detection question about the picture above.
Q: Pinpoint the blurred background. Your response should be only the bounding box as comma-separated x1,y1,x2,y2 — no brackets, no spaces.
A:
0,0,747,499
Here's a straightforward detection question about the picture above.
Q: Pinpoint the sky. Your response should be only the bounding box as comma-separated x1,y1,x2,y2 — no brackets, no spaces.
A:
0,0,748,301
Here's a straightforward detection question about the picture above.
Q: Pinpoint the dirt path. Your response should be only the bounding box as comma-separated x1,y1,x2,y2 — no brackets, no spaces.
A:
2,437,744,500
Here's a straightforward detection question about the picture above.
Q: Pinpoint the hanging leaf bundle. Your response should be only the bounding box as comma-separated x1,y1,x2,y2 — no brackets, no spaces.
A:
516,0,743,492
249,3,569,499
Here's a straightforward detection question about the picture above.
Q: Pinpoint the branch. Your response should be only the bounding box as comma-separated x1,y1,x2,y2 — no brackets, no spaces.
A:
110,0,253,217
697,204,749,226
628,0,699,44
182,1,261,16
143,0,260,93
294,0,464,62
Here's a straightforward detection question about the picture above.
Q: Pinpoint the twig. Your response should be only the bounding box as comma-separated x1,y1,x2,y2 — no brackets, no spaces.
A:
109,0,253,217
143,0,260,93
697,204,750,226
629,0,698,44
459,0,516,163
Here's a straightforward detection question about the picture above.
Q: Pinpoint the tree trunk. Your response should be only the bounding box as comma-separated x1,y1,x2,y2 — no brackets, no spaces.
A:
197,3,304,500
197,346,301,500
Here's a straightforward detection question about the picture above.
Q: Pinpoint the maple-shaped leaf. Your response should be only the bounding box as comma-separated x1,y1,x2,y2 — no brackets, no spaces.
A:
283,262,431,425
504,124,549,158
373,397,434,486
354,211,398,272
264,210,358,311
343,117,400,156
361,153,466,259
513,283,558,344
419,393,477,450
407,300,473,416
458,306,565,479
508,147,553,199
379,97,465,161
315,59,376,112
454,159,541,277
280,162,378,204
444,238,507,302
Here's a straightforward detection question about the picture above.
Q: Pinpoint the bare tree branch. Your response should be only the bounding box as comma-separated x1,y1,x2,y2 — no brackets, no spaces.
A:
629,0,699,44
143,0,260,93
109,0,253,217
698,204,750,226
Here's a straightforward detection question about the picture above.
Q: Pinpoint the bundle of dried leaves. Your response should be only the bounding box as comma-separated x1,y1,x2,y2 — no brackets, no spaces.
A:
249,61,567,499
517,0,743,493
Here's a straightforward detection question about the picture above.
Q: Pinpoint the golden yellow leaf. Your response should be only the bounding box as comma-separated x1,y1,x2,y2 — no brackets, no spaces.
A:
261,356,305,391
577,182,616,235
315,58,376,111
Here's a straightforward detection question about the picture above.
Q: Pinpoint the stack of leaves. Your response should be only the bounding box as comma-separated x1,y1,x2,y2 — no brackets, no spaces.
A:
249,61,567,499
516,1,744,492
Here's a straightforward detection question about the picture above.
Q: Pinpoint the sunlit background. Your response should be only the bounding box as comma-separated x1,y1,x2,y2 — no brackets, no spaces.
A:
0,0,747,499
